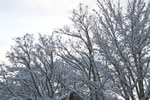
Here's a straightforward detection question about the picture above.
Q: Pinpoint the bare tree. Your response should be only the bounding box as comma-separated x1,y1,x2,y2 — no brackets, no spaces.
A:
93,0,150,100
4,34,65,100
55,4,114,100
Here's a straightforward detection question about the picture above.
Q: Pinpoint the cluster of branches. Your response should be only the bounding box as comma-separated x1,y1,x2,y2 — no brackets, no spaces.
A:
1,0,150,100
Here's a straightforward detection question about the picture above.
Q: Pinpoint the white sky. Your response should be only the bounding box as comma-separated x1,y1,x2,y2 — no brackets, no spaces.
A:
0,0,97,62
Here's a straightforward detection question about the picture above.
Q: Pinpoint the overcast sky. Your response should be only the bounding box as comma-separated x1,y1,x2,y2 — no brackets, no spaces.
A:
0,0,98,62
